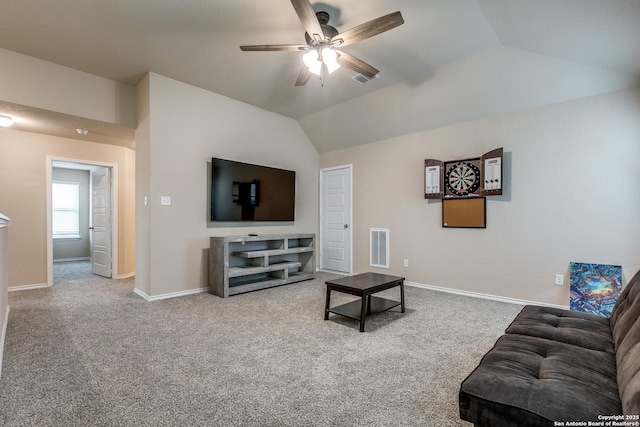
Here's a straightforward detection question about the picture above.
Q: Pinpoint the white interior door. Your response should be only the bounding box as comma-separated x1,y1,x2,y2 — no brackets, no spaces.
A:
321,166,352,273
91,167,112,277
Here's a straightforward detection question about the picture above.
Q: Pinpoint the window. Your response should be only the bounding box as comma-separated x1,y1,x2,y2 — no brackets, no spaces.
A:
52,182,80,239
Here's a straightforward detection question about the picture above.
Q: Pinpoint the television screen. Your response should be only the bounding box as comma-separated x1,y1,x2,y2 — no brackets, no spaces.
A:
210,158,296,221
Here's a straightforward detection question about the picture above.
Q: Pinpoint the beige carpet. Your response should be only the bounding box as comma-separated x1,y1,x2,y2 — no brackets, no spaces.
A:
0,265,522,426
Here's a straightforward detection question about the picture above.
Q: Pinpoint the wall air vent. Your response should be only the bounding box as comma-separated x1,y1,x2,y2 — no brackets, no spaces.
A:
370,228,389,268
353,73,379,84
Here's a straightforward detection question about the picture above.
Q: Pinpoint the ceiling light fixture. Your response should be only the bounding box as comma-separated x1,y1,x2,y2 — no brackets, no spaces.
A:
76,128,89,135
321,47,340,74
302,44,340,86
0,115,14,127
303,49,322,76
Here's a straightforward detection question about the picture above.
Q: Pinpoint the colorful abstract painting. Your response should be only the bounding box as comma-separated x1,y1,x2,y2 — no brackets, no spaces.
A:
569,262,622,317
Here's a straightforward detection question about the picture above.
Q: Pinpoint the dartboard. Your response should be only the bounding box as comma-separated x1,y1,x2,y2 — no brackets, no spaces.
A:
445,161,481,196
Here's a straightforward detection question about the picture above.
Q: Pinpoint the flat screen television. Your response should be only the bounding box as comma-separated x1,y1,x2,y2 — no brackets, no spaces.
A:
210,157,296,222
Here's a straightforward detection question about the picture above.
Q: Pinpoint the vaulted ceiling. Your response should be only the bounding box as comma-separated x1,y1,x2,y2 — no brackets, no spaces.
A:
0,0,638,152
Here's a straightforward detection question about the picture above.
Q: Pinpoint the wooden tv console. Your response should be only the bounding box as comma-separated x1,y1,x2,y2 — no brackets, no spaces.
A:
209,234,315,297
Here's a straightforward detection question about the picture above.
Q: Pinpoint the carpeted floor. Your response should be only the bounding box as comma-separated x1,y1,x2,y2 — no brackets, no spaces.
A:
52,260,101,285
0,265,523,426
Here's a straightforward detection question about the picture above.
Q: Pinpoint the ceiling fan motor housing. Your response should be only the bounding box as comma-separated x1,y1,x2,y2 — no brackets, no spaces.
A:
304,11,339,45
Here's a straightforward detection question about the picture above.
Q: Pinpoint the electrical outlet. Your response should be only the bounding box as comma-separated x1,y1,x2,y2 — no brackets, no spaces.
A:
161,196,171,206
555,274,564,286
403,259,409,268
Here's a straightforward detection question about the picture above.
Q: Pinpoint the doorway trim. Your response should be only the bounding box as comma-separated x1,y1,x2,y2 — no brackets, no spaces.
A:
319,164,353,274
46,156,118,287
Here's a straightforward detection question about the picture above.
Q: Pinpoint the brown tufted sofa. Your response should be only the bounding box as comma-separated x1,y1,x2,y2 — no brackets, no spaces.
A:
459,268,640,426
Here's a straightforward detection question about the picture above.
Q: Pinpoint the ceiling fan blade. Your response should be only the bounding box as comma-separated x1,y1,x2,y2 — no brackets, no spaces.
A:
336,51,379,78
240,44,308,52
295,66,313,86
290,0,323,42
331,11,404,48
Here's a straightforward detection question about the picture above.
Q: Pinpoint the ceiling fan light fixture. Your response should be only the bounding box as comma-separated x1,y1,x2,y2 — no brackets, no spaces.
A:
239,2,404,86
322,47,340,74
303,49,322,75
0,114,13,127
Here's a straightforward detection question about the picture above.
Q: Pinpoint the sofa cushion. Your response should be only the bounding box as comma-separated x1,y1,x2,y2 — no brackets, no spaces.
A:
611,268,640,349
607,268,640,416
505,305,614,353
616,322,640,416
460,333,621,426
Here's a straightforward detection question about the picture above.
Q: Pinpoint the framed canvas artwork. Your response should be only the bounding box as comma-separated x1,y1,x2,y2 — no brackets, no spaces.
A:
569,262,622,317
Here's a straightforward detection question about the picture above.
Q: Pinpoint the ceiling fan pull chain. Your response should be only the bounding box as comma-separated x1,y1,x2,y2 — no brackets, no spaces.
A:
320,49,325,87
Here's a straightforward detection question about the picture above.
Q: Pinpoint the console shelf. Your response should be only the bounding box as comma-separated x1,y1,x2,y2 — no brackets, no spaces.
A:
228,261,301,277
209,234,315,297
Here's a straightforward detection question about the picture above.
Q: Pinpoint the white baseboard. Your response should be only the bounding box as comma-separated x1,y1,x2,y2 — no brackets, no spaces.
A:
134,287,208,302
316,271,567,309
0,306,9,381
8,283,50,292
53,257,91,263
406,280,569,310
317,269,351,275
133,288,150,300
117,272,135,279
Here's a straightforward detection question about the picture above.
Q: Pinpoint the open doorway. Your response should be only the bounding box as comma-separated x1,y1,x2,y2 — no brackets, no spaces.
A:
46,157,118,287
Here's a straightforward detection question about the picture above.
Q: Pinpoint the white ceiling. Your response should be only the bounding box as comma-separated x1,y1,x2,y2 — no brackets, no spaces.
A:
0,0,638,152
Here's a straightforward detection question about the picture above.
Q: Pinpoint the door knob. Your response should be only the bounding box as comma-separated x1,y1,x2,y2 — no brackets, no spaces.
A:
344,224,349,229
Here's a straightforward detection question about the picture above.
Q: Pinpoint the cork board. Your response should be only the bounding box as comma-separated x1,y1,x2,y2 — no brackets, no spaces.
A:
442,197,486,228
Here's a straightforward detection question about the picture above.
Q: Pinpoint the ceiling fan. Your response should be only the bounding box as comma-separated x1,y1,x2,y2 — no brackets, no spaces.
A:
240,0,404,86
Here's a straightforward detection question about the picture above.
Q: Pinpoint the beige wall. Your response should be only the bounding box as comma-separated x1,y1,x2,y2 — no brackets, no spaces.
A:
0,214,9,378
0,48,136,127
135,73,319,298
0,128,136,286
2,45,637,307
134,74,151,295
320,87,640,306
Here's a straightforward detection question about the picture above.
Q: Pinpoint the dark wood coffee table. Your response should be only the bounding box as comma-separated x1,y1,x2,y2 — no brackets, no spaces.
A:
324,272,405,332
